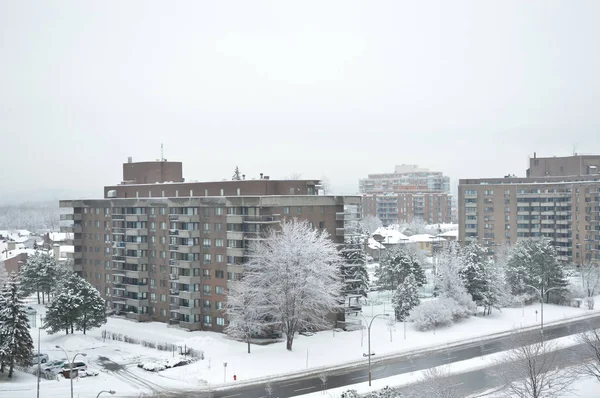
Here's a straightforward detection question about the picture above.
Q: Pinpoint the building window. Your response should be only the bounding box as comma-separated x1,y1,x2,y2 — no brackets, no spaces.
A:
203,254,211,264
160,294,167,302
203,238,211,248
214,223,222,232
203,223,210,232
203,285,212,295
296,207,302,214
216,317,225,326
160,208,166,215
215,208,223,216
215,270,224,279
319,221,325,229
150,293,156,302
215,239,224,247
216,254,224,263
284,207,290,215
215,301,225,310
220,189,224,196
203,315,212,326
215,286,225,295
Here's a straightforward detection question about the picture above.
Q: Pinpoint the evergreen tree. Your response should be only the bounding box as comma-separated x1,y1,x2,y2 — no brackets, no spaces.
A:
232,166,242,180
341,237,369,297
75,278,107,334
0,273,34,378
37,253,60,303
19,252,44,304
392,274,420,321
458,242,489,308
376,247,425,290
506,238,568,304
44,273,84,335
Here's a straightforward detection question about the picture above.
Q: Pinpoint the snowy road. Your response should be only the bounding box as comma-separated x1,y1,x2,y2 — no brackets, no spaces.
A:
185,314,600,398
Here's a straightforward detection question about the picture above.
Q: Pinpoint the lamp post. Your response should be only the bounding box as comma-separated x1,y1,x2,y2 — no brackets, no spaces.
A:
523,284,563,337
96,390,116,398
360,313,389,386
55,345,87,398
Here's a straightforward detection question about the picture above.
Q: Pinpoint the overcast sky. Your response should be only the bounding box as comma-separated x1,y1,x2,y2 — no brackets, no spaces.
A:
1,1,599,202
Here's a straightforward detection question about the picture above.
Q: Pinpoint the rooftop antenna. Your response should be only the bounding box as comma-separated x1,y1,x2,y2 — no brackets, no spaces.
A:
573,144,577,156
161,143,165,161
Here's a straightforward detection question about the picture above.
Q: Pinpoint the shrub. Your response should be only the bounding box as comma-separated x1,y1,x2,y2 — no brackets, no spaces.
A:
409,299,454,331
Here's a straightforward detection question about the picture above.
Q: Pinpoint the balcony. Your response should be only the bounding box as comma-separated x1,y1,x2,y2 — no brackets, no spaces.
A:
178,275,202,285
179,290,202,300
124,256,143,265
169,260,197,269
112,214,126,220
126,242,149,251
179,321,202,331
124,270,149,279
66,252,82,259
112,227,125,235
335,212,345,221
125,214,148,222
125,229,147,236
112,296,127,304
126,298,149,307
227,247,245,257
226,231,245,240
242,215,280,224
169,303,180,311
178,230,200,238
113,283,125,290
125,284,149,294
226,214,243,224
112,255,125,263
177,245,200,254
178,305,202,316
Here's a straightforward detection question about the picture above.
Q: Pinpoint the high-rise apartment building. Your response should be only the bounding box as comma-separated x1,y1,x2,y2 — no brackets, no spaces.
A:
458,154,600,263
359,165,452,225
60,159,361,332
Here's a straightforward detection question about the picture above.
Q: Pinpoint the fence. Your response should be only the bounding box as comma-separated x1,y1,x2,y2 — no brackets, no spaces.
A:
101,329,204,359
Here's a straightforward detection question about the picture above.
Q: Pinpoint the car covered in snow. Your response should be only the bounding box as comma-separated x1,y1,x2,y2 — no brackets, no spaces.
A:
42,360,67,373
31,353,49,364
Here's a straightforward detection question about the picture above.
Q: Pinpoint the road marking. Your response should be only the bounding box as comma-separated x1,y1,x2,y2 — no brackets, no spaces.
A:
351,375,368,381
281,381,300,387
293,386,316,392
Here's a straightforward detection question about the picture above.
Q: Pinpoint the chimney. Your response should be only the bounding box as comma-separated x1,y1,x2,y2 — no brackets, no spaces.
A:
53,243,60,260
128,157,133,163
534,152,536,159
242,174,245,180
260,173,264,179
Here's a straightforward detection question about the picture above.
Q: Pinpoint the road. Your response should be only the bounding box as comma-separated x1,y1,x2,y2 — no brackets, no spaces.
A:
165,315,600,398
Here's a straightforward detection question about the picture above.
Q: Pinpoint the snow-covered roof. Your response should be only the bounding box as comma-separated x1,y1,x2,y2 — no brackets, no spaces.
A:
407,234,446,243
424,223,458,234
58,245,75,260
368,238,385,250
0,247,38,262
48,232,74,242
372,227,409,244
438,230,458,238
0,230,32,241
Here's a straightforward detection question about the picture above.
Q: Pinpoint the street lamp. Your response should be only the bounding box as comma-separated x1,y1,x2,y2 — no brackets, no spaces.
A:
523,284,562,337
360,313,390,386
55,345,87,398
96,391,116,398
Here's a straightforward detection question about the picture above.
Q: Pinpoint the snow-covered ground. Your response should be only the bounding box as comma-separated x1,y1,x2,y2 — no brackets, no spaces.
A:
0,293,598,397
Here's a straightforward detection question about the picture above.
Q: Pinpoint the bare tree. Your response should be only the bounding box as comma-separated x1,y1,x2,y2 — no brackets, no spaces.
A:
576,326,600,381
361,215,383,236
495,333,578,398
579,262,600,298
416,366,461,398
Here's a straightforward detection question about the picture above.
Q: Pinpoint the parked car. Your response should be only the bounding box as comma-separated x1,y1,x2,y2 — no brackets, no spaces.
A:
43,360,66,373
31,353,49,364
62,362,87,373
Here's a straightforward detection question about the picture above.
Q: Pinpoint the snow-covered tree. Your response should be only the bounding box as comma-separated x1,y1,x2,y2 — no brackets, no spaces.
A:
341,237,369,297
225,281,267,353
458,242,489,307
228,219,343,351
392,274,420,321
232,166,242,181
361,215,383,236
434,242,477,317
506,238,568,304
75,277,107,334
404,217,427,236
376,247,426,290
579,262,600,298
0,261,7,286
44,273,84,335
19,252,60,304
0,272,34,378
409,298,454,331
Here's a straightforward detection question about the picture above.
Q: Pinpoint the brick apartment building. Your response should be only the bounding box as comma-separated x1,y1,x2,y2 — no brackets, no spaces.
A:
458,154,600,263
60,159,361,332
359,165,452,225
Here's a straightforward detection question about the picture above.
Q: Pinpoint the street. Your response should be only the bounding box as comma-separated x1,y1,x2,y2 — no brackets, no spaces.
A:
164,314,600,398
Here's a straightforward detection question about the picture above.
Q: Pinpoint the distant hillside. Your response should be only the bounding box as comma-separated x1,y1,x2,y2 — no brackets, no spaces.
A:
0,201,60,232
